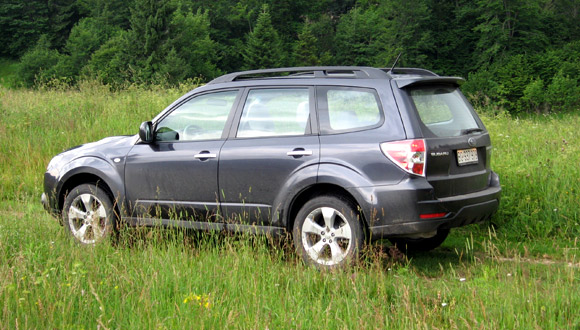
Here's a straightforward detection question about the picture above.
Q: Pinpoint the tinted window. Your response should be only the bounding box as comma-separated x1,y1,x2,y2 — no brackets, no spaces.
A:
328,89,381,130
318,87,382,133
237,89,310,138
410,87,480,137
155,90,238,142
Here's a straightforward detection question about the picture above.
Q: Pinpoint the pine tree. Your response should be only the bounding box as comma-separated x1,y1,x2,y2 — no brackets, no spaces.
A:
334,6,384,66
46,0,79,50
242,4,285,70
293,23,320,66
161,8,219,82
127,0,172,82
0,1,49,57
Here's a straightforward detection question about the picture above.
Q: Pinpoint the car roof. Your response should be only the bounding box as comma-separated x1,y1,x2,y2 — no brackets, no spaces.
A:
206,66,464,89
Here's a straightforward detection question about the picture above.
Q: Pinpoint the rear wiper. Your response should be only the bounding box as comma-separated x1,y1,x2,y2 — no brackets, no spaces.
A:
461,128,484,135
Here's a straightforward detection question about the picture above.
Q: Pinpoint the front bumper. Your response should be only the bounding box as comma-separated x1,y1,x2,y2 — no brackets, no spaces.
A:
41,192,49,210
365,171,501,239
41,192,60,217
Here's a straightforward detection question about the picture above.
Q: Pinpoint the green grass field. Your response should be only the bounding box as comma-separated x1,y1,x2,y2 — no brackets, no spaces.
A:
0,59,19,89
1,84,579,328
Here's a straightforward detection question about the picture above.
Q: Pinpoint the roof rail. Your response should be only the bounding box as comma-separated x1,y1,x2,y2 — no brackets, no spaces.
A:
208,66,389,84
384,67,439,77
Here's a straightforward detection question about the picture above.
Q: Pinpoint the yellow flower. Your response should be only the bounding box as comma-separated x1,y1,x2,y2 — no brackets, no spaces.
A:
183,293,211,309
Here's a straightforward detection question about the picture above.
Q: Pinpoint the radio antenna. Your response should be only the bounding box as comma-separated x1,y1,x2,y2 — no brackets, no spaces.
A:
389,52,402,72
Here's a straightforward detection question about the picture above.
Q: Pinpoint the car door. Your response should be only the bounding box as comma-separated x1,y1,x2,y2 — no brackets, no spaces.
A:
124,89,240,221
219,87,319,227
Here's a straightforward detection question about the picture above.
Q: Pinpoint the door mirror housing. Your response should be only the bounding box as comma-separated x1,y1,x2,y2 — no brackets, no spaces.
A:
139,121,154,143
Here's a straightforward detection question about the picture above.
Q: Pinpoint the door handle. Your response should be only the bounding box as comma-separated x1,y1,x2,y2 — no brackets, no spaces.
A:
286,149,313,157
194,151,217,159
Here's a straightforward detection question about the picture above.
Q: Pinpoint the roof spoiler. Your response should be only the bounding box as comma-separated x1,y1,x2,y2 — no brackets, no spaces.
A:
395,77,465,88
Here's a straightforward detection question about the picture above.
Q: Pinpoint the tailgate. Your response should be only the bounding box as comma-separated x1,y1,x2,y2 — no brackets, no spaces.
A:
425,134,491,198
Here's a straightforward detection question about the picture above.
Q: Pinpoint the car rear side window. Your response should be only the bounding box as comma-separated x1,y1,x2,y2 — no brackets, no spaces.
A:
318,87,382,134
236,88,310,138
410,86,480,137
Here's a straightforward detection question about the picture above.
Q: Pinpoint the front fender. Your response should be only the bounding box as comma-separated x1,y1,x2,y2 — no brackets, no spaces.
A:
56,156,126,213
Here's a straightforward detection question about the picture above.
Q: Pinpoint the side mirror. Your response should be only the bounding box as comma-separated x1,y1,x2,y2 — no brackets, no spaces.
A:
139,121,153,143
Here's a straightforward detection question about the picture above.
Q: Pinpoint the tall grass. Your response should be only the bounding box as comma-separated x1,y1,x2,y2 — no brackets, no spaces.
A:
0,59,19,89
0,82,188,201
483,113,580,240
0,84,579,328
1,199,578,329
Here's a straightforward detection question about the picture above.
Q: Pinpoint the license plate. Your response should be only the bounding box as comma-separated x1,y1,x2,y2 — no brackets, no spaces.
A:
457,148,478,166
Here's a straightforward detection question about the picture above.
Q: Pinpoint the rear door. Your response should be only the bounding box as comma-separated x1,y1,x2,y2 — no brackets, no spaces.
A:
405,84,492,197
218,87,319,226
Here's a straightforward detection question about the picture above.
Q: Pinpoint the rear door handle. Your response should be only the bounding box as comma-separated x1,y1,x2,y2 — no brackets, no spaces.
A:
194,151,217,160
286,149,313,157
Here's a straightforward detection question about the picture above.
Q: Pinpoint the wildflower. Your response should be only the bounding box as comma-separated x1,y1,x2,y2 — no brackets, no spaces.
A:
183,293,211,309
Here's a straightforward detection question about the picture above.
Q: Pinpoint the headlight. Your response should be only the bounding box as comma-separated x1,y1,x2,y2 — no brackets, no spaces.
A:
46,155,63,177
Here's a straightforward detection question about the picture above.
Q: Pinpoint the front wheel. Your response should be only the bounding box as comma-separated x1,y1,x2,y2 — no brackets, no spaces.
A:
293,196,364,268
62,183,116,245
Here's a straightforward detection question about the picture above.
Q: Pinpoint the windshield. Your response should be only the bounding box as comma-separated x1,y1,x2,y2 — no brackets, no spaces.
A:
410,86,481,137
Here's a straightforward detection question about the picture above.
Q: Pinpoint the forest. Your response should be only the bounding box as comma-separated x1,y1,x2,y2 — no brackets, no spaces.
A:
1,0,579,114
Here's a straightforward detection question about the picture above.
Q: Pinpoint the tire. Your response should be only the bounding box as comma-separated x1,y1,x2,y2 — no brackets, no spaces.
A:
292,195,364,268
389,229,450,253
62,183,116,245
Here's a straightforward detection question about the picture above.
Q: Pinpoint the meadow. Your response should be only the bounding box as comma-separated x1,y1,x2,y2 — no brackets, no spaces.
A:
0,84,578,328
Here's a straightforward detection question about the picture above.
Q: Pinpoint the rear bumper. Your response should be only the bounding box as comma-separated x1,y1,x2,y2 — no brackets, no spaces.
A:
365,171,501,239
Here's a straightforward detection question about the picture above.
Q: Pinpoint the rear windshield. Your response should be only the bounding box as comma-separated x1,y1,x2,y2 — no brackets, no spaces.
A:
410,86,481,137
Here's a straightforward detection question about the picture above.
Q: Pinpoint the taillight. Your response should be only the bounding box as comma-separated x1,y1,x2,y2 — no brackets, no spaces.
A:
380,139,426,176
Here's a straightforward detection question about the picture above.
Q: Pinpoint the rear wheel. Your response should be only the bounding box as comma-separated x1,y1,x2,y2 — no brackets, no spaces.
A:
293,196,364,268
62,184,116,245
389,229,450,253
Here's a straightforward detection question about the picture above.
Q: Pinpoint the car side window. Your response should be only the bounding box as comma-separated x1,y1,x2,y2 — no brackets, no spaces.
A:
236,88,310,138
155,90,238,142
318,87,382,133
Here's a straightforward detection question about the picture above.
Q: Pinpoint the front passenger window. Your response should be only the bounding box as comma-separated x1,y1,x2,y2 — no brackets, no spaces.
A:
155,90,238,142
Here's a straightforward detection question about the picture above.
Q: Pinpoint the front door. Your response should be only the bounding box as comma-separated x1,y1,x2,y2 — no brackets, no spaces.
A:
125,90,239,221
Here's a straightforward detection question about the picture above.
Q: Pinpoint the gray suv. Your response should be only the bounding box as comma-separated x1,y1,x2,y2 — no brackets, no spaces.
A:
42,67,501,268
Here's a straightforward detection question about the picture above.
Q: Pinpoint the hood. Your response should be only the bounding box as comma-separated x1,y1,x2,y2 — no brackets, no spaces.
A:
47,135,137,171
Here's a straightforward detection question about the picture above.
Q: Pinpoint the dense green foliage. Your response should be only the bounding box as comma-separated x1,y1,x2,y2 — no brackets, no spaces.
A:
0,85,579,328
1,0,580,112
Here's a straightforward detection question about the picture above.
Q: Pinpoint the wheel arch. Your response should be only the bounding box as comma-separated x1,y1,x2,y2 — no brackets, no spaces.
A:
286,183,369,235
56,158,125,219
58,173,116,211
